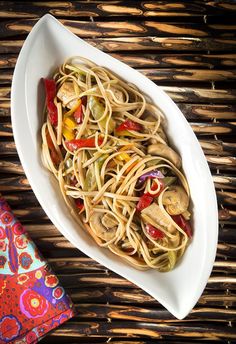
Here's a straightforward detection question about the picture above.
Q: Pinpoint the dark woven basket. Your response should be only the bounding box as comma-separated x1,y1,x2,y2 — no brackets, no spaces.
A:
0,1,236,342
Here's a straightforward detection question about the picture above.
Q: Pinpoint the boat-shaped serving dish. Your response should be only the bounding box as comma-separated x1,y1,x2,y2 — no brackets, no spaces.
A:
11,14,218,319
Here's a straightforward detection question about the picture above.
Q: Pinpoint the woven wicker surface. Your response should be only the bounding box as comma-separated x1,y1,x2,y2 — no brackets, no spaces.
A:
0,1,236,342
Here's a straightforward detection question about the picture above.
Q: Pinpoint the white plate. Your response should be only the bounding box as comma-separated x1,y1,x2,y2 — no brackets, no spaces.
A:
11,14,218,319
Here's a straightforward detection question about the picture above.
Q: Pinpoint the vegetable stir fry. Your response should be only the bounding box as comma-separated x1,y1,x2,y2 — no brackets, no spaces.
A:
41,57,192,272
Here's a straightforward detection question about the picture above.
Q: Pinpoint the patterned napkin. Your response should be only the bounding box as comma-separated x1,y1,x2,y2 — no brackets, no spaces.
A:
0,196,74,343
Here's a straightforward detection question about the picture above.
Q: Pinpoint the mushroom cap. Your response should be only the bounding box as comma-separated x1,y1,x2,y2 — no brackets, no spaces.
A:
89,212,117,242
162,186,189,215
147,143,181,169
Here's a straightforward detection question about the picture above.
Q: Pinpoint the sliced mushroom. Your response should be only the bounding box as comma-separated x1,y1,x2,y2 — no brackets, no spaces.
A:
150,126,168,144
147,143,181,168
109,86,125,102
57,82,78,109
89,212,117,242
162,186,189,215
101,213,119,229
141,202,175,234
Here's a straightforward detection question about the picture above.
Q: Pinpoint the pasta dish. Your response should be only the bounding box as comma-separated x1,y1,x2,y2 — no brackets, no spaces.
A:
41,57,192,272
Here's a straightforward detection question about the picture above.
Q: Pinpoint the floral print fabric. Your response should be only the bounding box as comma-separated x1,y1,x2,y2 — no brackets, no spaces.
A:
0,197,74,343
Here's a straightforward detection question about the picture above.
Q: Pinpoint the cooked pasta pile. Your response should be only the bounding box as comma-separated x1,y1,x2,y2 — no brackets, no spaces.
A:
41,56,192,272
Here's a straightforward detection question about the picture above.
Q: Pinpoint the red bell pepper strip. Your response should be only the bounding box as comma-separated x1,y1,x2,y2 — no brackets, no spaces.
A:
116,119,143,132
136,179,164,211
136,194,153,212
146,224,164,239
74,103,83,124
46,132,54,150
44,79,58,126
75,198,85,213
75,198,84,210
73,96,87,124
65,137,103,152
50,149,61,166
172,215,192,238
146,179,164,197
46,132,61,166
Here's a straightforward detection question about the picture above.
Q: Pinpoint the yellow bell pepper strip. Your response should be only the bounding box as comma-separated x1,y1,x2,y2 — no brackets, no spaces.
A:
44,79,58,126
116,152,130,162
116,119,143,132
65,137,103,152
118,144,134,151
64,117,77,129
89,96,115,133
62,115,77,141
116,146,139,173
62,127,75,141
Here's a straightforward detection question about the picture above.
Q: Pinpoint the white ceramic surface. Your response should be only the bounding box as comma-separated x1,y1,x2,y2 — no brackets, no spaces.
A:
11,14,218,319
